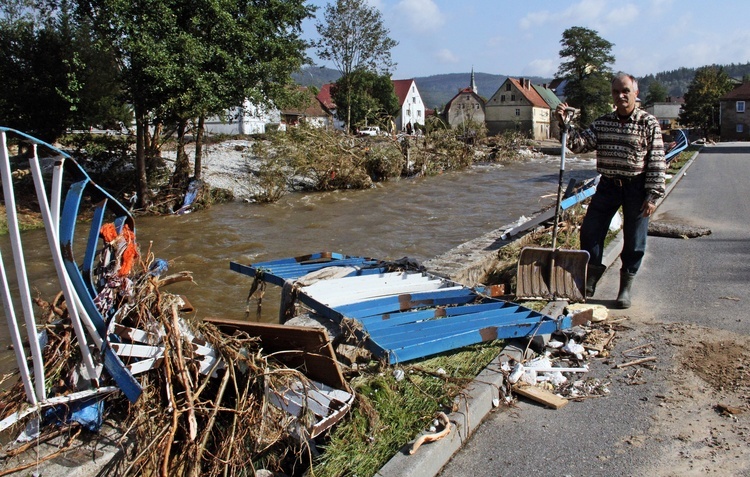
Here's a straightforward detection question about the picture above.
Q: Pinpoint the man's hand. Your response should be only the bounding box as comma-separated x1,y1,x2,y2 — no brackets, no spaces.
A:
555,103,569,125
641,199,656,218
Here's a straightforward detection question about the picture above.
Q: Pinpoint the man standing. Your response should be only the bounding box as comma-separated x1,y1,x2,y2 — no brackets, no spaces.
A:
556,72,665,309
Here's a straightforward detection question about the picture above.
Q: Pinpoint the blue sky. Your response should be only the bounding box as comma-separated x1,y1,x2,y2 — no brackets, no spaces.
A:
302,0,750,80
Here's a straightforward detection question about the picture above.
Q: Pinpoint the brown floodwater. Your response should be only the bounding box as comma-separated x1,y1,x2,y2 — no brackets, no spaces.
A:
0,155,597,374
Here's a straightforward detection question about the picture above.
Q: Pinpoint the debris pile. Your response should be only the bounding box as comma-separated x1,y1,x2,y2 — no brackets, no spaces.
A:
501,306,619,409
0,228,351,477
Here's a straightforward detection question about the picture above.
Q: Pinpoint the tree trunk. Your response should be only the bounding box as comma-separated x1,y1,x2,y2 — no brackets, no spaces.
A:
134,106,149,209
170,119,191,190
194,116,204,180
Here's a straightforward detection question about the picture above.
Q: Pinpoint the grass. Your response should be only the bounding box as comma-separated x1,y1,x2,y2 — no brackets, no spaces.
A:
311,341,505,477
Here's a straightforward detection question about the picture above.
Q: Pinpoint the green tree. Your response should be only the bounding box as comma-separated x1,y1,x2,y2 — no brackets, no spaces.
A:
557,26,615,126
81,0,313,205
331,70,399,131
315,0,398,132
679,65,734,137
644,80,668,106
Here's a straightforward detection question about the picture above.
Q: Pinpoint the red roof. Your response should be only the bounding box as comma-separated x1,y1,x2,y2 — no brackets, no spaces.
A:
721,82,750,101
392,79,415,105
317,83,336,110
508,78,549,108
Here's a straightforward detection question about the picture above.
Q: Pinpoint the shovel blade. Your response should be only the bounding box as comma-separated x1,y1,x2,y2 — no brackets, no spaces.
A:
516,247,590,302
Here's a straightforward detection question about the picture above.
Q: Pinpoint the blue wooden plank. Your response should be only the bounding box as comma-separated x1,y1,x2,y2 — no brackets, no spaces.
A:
259,257,378,275
360,301,513,332
383,315,573,363
332,287,478,319
82,199,107,299
368,306,538,345
59,179,142,402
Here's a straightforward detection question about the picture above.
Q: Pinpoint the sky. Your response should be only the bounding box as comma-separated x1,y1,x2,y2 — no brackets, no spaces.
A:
301,0,750,80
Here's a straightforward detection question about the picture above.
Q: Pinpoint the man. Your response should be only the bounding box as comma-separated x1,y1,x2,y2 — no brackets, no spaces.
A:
556,72,665,309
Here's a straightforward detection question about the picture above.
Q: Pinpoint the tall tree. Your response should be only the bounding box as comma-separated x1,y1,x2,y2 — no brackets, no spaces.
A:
331,70,399,131
679,66,734,137
557,26,615,126
315,0,397,132
644,80,668,106
81,0,313,205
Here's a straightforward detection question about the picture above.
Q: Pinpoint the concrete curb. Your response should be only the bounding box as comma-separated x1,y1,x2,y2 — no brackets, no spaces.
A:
376,148,701,477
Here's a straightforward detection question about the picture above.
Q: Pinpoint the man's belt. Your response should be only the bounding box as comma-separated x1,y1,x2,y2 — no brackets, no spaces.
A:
602,174,643,188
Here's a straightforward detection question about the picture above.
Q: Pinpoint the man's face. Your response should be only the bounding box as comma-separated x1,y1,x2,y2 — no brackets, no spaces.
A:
611,76,638,115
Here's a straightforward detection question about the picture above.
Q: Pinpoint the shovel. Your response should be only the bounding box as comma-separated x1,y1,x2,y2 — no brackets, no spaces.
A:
515,108,589,302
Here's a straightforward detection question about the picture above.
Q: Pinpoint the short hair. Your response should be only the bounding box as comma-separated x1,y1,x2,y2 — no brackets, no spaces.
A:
612,72,638,91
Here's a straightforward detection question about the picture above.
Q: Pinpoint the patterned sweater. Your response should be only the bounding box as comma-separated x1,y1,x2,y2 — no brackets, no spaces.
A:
566,108,666,199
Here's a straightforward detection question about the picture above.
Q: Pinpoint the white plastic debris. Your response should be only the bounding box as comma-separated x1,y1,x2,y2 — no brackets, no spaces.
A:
393,369,405,381
562,341,585,359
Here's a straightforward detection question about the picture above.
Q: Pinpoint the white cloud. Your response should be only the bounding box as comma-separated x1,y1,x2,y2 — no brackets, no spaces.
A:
394,0,445,33
520,0,640,33
435,48,460,64
523,58,558,78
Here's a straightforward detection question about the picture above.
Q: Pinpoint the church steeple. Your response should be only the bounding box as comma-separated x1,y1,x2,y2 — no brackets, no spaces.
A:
470,67,477,94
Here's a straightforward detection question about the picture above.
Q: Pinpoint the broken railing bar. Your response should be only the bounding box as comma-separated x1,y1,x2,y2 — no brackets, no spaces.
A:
30,149,100,386
0,131,46,402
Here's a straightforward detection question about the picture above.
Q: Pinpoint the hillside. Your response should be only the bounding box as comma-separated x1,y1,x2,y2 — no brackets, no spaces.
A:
294,62,750,109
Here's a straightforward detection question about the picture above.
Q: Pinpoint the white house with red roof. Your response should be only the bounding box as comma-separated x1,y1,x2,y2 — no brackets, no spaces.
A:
392,79,425,132
485,77,554,139
316,83,346,130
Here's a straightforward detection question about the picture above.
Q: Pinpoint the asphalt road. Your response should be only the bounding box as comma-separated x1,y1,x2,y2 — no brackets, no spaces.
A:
437,142,750,477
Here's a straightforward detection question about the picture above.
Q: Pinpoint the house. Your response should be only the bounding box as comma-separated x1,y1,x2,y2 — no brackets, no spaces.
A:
548,77,569,102
644,97,684,134
485,77,553,140
392,79,426,132
316,84,346,130
443,70,486,129
532,83,563,138
280,87,334,129
719,82,750,141
204,99,281,135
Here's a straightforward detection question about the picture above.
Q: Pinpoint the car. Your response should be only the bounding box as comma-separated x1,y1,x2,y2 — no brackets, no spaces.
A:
357,126,380,137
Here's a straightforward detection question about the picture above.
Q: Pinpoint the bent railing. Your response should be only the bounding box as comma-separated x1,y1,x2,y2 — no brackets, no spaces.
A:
0,127,144,431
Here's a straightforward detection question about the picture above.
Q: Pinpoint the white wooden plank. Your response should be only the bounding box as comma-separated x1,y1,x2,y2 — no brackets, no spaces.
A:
313,278,448,307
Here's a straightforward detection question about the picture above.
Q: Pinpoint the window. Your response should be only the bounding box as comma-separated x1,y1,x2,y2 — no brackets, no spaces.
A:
413,97,417,104
737,101,746,113
515,109,520,116
406,110,411,117
501,95,506,102
506,83,511,91
737,124,744,133
511,94,516,101
417,110,422,117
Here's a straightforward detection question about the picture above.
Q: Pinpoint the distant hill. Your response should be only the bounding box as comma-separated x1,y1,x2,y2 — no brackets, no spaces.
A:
294,62,750,108
411,72,552,110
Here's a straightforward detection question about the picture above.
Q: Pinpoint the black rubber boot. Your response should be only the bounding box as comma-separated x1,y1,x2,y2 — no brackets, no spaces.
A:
616,272,636,309
585,264,607,298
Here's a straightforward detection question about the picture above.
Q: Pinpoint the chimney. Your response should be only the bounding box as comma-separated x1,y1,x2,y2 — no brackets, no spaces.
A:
524,79,530,89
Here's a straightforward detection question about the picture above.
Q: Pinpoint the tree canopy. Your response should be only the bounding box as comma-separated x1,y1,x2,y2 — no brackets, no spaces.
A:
80,0,313,204
315,0,397,131
644,80,668,106
331,70,399,132
557,26,615,126
679,66,734,135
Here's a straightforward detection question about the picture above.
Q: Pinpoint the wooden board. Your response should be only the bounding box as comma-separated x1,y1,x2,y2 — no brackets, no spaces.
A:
513,384,569,409
202,317,347,390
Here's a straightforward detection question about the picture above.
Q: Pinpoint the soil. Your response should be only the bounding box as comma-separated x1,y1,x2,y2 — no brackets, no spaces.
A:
623,319,750,476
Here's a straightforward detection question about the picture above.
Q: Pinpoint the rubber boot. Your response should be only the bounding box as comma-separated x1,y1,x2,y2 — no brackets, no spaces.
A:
585,264,607,298
616,272,636,309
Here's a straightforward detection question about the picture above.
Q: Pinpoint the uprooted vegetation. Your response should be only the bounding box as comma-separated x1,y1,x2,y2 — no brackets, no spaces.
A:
249,125,532,203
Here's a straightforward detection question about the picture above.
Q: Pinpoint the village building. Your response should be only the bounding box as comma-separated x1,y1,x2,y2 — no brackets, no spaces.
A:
443,69,486,129
485,77,553,140
203,99,281,135
316,83,346,130
280,87,334,129
719,82,750,141
531,83,563,139
644,97,684,136
392,79,426,132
